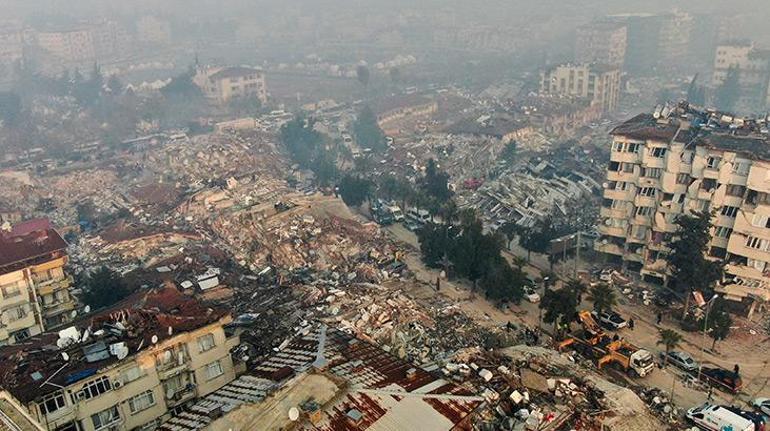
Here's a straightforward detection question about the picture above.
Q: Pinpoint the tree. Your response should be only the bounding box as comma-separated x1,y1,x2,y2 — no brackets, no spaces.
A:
161,69,203,100
280,115,323,168
587,283,617,314
228,95,262,117
666,211,723,319
500,141,517,164
481,261,526,305
540,288,578,333
517,218,554,262
438,200,459,225
657,329,683,367
566,278,587,303
106,75,123,95
416,222,454,267
499,222,518,250
0,91,22,126
707,299,732,349
353,106,386,152
356,64,370,88
339,175,372,207
422,159,452,201
80,266,132,309
686,74,706,106
715,66,740,112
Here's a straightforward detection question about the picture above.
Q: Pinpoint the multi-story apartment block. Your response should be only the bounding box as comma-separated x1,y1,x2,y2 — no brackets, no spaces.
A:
35,28,96,65
0,219,76,344
596,102,770,315
0,286,240,431
575,21,628,68
712,40,770,113
539,63,621,113
193,66,268,105
136,16,172,45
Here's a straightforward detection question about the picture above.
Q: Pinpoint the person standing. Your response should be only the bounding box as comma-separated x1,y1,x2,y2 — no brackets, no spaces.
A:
656,311,663,325
628,318,635,330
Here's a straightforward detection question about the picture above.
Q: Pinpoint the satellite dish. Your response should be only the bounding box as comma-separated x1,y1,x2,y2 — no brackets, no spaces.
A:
151,335,158,344
70,310,77,318
115,345,129,360
289,407,300,421
84,305,91,313
81,329,90,342
62,352,70,361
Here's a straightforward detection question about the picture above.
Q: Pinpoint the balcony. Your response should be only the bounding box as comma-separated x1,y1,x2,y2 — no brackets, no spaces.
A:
607,169,638,183
165,383,197,407
610,151,640,164
644,259,668,273
600,206,630,219
594,241,624,256
598,224,627,238
35,275,73,296
603,188,635,202
634,194,657,208
632,215,653,227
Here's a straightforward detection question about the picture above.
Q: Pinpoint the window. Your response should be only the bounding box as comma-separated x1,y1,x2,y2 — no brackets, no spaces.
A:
38,391,66,415
726,184,746,197
611,200,626,210
121,365,143,384
198,334,216,352
614,181,629,191
714,226,733,238
205,360,224,380
639,187,656,197
91,405,120,430
707,156,721,169
621,162,634,173
752,214,770,228
733,161,750,175
128,390,156,414
720,206,739,218
642,167,662,178
74,376,112,401
676,173,690,185
681,151,694,164
746,236,770,251
10,328,30,342
649,147,667,158
6,305,28,322
0,282,21,298
636,206,654,217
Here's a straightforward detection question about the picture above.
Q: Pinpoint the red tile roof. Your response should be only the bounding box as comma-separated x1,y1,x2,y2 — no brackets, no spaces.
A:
0,226,68,275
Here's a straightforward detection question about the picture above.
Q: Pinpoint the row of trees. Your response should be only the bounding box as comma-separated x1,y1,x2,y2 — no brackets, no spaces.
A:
279,115,339,186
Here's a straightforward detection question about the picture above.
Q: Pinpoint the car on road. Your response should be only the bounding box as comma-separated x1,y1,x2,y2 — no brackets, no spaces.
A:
701,367,743,394
659,350,699,372
592,310,628,330
752,398,770,416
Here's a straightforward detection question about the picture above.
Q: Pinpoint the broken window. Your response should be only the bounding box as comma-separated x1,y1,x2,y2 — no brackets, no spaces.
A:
38,391,66,416
701,179,717,191
91,405,120,431
74,376,112,401
636,206,654,217
638,187,656,197
676,173,690,185
649,147,667,158
714,226,733,238
205,360,224,380
642,167,662,178
733,161,750,176
621,163,635,173
707,156,721,169
726,184,746,197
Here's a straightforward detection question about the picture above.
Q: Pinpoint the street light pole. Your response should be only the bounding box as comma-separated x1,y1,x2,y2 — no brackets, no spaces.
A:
539,276,550,331
697,294,719,383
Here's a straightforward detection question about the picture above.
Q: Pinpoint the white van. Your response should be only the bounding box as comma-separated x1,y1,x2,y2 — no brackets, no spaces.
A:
686,404,755,431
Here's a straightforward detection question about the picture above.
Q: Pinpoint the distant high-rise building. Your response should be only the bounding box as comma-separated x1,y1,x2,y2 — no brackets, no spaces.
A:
712,41,770,113
611,11,694,75
35,27,96,65
539,63,621,113
575,21,627,68
136,15,172,45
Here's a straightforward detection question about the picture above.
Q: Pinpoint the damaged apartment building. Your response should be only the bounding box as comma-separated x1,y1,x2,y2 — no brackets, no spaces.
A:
0,218,76,344
0,287,240,431
596,101,770,315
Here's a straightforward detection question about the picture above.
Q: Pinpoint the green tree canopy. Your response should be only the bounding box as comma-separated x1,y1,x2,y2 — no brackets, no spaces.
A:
500,141,517,164
339,175,372,207
517,218,555,262
353,106,386,152
481,261,526,305
666,211,723,318
587,283,617,314
540,288,578,331
657,329,683,367
80,266,132,309
422,159,452,202
0,91,22,126
707,298,732,349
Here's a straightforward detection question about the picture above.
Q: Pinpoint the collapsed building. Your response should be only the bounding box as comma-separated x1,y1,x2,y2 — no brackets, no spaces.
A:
0,287,241,431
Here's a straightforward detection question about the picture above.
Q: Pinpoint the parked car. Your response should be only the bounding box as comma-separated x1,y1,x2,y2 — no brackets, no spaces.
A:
404,220,421,232
701,367,743,394
592,310,628,330
724,405,766,431
524,287,540,303
659,350,699,372
752,398,770,416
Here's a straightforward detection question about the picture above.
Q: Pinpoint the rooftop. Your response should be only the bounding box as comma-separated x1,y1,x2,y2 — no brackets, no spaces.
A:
611,102,770,159
209,66,263,81
160,324,482,431
370,94,436,116
0,219,67,275
0,286,229,404
445,114,529,138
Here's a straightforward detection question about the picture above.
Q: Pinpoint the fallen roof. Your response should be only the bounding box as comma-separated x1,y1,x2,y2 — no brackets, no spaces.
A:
161,324,482,431
0,224,67,275
609,114,680,141
0,286,229,404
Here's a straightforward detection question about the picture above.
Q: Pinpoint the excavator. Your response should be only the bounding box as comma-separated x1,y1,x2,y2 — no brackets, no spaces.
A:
558,311,655,378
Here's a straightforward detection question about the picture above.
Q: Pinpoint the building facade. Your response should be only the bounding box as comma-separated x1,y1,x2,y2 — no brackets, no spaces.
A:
0,219,76,344
35,28,96,64
0,287,240,431
193,66,268,105
712,41,770,113
539,63,621,113
575,21,627,68
596,102,770,315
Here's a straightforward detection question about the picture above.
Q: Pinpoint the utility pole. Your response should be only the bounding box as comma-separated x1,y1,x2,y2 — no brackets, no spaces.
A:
574,231,581,279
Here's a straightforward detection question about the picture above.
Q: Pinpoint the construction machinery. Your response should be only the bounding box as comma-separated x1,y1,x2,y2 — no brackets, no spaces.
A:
558,311,654,378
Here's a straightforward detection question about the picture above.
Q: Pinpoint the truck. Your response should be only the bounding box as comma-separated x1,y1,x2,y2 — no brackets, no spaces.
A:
558,311,654,378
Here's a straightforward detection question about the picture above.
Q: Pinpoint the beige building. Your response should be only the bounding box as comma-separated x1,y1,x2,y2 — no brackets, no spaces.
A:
596,102,770,315
194,66,268,105
539,63,621,114
575,21,627,68
0,219,76,345
0,286,240,431
712,41,770,112
36,28,96,64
